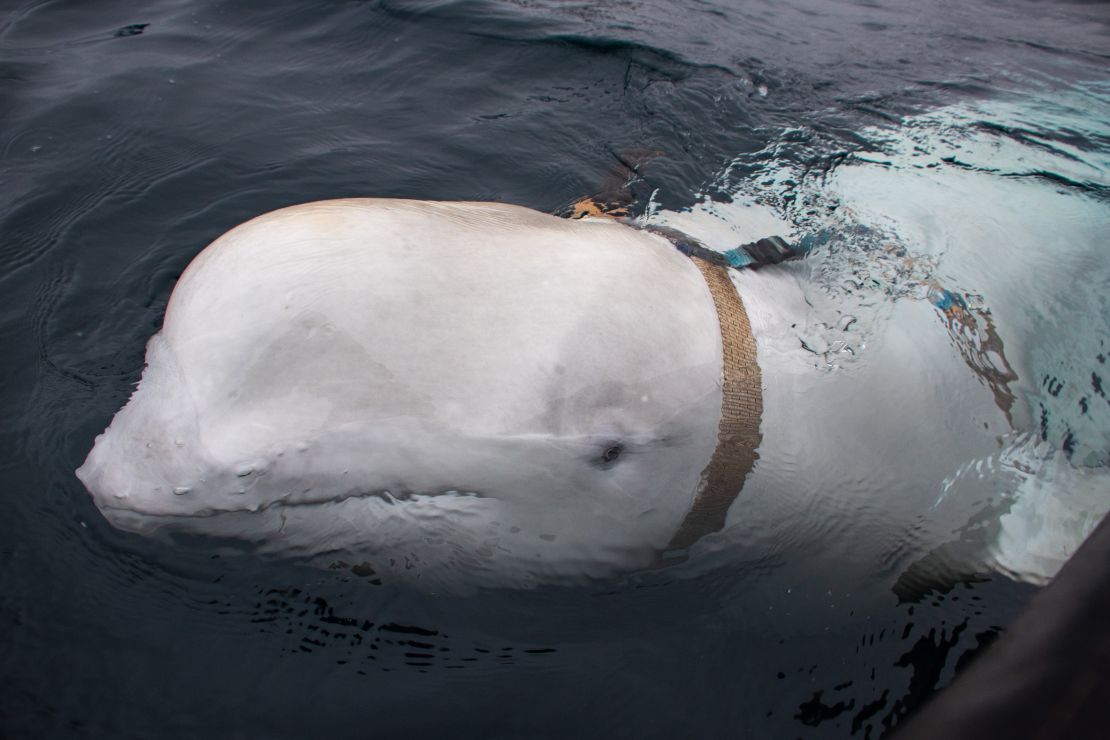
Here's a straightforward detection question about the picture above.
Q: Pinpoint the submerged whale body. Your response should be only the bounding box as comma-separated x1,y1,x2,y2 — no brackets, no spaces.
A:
78,199,728,588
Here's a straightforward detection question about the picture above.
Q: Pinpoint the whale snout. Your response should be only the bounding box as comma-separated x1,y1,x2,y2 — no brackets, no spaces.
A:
76,433,187,521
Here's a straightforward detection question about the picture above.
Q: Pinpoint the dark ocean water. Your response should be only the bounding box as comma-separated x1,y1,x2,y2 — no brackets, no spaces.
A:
2,1,1108,738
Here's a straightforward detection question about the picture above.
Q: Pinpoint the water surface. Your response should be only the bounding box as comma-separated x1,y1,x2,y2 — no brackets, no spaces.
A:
2,0,1108,737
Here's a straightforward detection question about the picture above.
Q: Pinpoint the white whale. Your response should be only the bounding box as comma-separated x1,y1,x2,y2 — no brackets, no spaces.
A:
78,199,733,588
77,196,1106,591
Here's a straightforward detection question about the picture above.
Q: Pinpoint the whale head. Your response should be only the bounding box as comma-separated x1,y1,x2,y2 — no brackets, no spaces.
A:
77,200,733,588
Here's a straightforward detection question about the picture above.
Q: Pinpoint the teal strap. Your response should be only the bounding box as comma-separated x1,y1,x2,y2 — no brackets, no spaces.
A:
644,224,819,271
721,248,754,268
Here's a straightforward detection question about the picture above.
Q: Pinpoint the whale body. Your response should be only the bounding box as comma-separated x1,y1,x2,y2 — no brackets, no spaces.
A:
79,197,1107,591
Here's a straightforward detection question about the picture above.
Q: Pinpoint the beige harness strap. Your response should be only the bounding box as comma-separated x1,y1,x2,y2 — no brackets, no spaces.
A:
665,256,764,554
562,201,764,558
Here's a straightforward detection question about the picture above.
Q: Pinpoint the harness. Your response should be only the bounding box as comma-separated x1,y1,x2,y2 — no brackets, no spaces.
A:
645,226,812,560
573,202,812,559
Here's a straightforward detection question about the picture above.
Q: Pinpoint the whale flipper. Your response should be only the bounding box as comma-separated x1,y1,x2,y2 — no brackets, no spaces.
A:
894,539,995,604
895,451,1110,602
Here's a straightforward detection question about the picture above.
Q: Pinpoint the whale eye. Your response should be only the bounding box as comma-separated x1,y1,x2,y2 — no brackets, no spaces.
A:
599,443,624,465
588,428,627,469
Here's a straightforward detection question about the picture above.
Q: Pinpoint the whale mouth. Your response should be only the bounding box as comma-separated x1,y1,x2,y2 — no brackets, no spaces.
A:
95,488,489,531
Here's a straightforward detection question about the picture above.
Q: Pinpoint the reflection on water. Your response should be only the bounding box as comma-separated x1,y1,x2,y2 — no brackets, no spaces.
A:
1,0,1108,737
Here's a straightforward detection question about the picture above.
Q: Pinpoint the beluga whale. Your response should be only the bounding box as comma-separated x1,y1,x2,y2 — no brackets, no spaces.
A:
78,191,1107,592
78,198,770,589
